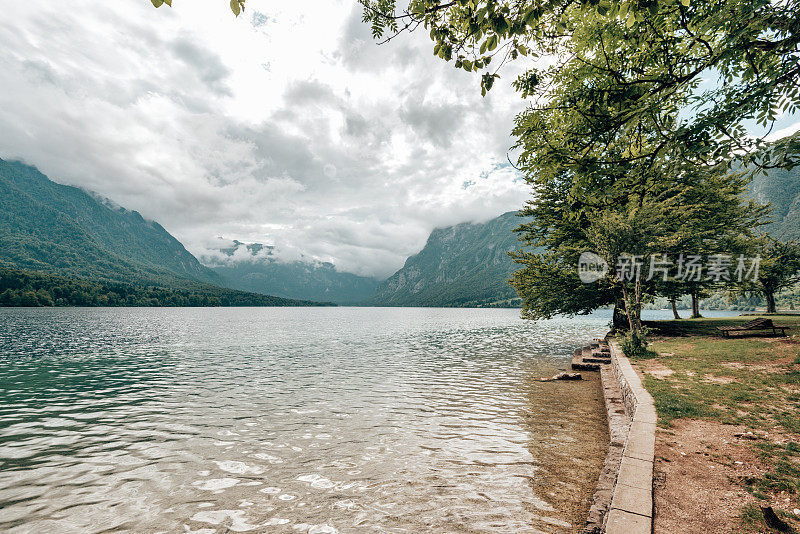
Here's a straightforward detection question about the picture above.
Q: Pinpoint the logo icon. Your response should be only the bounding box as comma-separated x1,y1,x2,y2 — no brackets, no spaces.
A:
578,251,608,283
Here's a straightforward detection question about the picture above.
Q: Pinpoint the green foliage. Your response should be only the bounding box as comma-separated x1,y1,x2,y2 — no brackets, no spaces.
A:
507,40,764,328
755,238,800,294
745,236,800,312
360,0,800,167
619,327,655,359
151,0,244,17
0,264,329,307
511,250,617,319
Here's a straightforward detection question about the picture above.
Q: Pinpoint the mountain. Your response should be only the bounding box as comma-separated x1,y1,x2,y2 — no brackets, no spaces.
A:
747,165,800,241
367,211,524,307
207,241,381,305
0,158,219,285
0,158,333,307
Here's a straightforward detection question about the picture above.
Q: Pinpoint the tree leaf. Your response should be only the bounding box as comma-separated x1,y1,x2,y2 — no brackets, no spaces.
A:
230,0,241,16
151,0,164,7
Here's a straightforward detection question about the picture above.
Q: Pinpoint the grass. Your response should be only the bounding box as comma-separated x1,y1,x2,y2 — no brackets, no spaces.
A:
628,314,800,529
737,503,798,534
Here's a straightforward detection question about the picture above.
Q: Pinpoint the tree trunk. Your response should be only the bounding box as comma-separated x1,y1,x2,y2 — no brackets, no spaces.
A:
690,291,702,319
613,298,628,330
765,291,777,313
633,276,643,331
621,285,636,332
670,298,681,320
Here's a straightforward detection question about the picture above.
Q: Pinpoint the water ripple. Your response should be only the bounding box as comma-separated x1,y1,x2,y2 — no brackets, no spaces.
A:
0,307,615,533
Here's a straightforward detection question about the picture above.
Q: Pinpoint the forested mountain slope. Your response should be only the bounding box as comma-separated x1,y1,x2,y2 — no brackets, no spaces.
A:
747,165,800,241
0,158,219,285
367,211,524,307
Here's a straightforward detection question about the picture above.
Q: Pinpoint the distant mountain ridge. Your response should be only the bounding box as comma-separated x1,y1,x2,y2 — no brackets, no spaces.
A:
206,241,381,305
0,158,219,286
367,211,523,307
747,165,800,241
0,157,528,307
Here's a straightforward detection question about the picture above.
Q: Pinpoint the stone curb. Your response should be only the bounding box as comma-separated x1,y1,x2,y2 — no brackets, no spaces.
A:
604,340,655,534
582,359,630,533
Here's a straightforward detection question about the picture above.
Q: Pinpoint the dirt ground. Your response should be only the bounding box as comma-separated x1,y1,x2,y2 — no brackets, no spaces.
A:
652,419,763,533
634,342,800,533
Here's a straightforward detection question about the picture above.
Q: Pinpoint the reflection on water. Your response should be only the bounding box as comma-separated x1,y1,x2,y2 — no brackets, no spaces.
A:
0,307,613,533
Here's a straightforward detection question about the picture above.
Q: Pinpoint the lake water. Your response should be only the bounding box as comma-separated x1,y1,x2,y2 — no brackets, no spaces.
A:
0,307,734,533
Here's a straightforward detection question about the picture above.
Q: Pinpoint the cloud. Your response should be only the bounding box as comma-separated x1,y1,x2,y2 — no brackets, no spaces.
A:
171,36,233,96
764,120,800,143
0,0,530,279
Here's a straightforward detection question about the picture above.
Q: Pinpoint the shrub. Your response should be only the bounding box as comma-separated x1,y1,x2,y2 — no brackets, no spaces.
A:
620,327,655,359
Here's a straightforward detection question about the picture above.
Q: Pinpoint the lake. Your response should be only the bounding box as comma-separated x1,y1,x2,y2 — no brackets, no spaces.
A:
0,307,731,533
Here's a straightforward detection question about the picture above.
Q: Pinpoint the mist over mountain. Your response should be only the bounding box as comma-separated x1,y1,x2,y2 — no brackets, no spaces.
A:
0,158,330,307
206,241,381,305
0,157,528,308
367,211,524,307
10,152,796,311
0,158,219,286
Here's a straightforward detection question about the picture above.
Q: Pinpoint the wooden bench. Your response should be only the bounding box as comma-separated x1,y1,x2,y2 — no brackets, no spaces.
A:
718,317,789,338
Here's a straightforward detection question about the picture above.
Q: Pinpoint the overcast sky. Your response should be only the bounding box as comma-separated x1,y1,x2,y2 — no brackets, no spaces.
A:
3,1,798,279
0,0,534,278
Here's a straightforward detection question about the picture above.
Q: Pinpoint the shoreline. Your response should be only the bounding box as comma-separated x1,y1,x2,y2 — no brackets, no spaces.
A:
576,337,656,533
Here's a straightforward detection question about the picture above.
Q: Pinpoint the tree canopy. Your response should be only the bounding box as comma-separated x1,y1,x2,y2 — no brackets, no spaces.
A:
748,237,800,313
359,0,800,168
357,0,794,332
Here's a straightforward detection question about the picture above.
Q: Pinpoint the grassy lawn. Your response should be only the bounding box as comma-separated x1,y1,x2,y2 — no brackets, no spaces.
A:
632,314,800,532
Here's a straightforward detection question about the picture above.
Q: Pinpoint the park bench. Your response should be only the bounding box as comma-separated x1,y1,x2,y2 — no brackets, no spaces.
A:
717,317,789,338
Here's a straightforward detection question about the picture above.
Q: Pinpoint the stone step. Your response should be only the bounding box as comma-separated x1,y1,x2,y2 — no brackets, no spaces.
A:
572,349,599,370
572,359,600,371
584,357,612,364
572,345,606,370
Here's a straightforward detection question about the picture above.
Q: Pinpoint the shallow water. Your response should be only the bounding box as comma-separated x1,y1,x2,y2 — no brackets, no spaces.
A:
0,307,624,533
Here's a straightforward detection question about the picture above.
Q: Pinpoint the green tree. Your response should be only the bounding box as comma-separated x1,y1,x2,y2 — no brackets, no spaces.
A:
507,26,764,333
750,237,800,313
35,289,54,306
19,290,40,307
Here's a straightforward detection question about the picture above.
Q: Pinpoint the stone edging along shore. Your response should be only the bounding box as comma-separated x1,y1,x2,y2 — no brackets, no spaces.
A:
582,339,656,534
